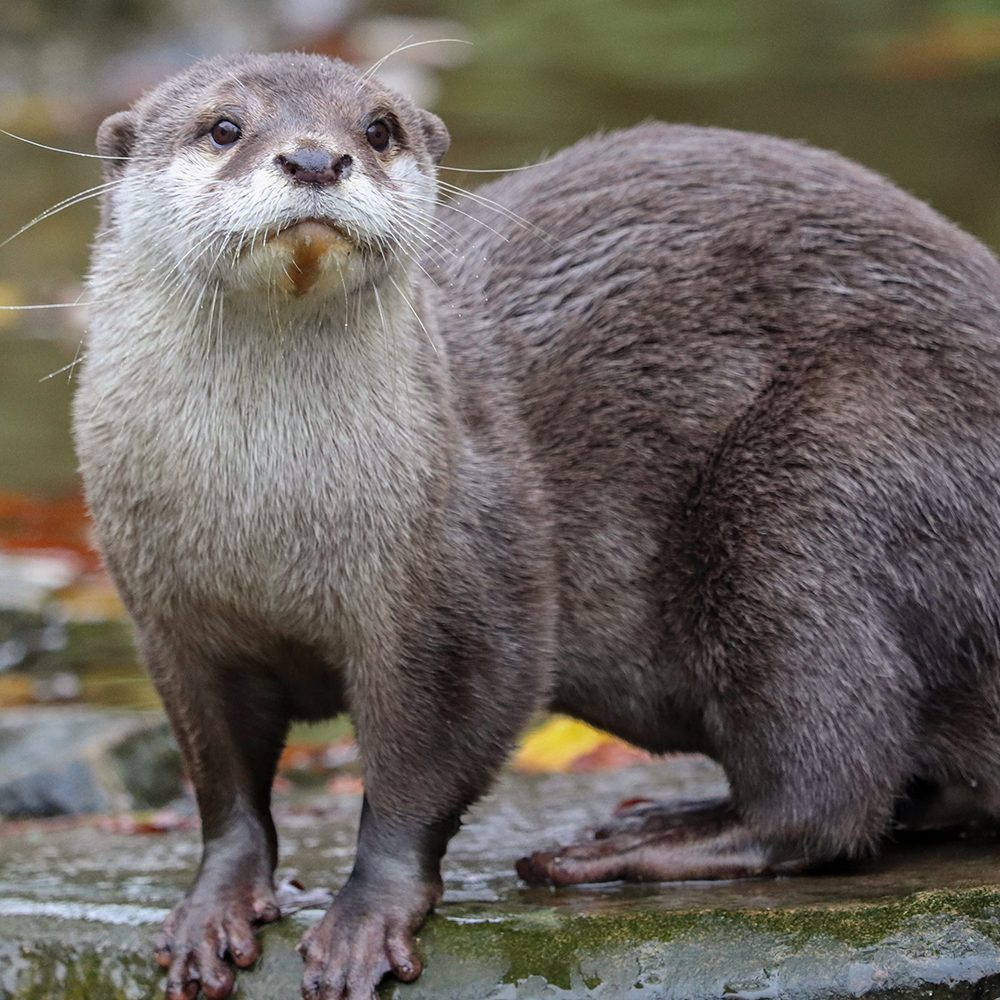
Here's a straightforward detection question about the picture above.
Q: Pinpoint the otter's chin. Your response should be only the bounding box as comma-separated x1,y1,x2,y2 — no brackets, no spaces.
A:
243,219,358,297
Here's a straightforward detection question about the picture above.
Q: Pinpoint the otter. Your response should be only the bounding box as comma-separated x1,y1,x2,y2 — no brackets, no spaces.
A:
74,51,1000,1000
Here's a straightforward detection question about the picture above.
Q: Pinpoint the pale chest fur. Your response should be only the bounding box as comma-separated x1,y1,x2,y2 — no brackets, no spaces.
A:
74,294,441,644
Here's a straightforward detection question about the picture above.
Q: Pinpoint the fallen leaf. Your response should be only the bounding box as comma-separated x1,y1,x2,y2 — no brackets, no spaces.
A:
97,809,197,835
514,715,644,773
0,491,101,572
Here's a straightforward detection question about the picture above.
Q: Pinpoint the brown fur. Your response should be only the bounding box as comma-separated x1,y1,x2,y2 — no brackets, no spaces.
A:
74,52,1000,1000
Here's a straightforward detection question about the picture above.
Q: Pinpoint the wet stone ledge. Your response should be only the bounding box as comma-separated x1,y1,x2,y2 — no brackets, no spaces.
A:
0,708,181,819
4,758,1000,999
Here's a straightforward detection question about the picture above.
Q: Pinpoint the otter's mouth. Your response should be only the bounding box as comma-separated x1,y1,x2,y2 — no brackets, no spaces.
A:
243,217,358,296
260,217,355,246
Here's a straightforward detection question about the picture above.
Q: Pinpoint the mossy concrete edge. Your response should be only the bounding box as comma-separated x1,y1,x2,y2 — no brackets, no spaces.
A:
5,885,1000,999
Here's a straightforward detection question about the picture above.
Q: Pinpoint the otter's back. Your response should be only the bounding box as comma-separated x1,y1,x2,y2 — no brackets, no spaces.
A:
435,124,1000,473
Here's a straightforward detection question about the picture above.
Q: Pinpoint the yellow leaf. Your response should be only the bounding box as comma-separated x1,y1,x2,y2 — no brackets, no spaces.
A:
514,715,618,773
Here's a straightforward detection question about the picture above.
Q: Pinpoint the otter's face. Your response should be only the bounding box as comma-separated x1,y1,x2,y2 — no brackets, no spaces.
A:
95,54,449,300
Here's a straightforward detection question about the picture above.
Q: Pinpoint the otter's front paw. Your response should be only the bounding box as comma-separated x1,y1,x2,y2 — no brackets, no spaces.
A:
154,883,280,1000
298,897,427,1000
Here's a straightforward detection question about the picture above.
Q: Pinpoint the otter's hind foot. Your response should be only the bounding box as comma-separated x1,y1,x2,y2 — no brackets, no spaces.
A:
516,796,808,886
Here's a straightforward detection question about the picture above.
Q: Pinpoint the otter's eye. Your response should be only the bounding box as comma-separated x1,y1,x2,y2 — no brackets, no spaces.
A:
209,120,241,148
365,120,391,152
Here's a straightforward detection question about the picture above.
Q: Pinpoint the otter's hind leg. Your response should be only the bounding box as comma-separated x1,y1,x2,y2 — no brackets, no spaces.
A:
520,368,939,887
520,570,917,886
517,797,804,885
518,773,999,886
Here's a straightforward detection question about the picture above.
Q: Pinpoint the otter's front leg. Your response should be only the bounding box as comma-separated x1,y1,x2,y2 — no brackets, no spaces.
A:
298,798,459,999
299,623,543,999
139,629,294,1000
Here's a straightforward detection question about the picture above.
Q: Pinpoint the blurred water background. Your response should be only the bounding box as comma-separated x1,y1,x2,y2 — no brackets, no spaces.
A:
3,0,1000,711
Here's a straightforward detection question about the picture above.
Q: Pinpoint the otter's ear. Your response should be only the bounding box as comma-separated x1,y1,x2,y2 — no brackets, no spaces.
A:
96,110,137,177
420,110,450,164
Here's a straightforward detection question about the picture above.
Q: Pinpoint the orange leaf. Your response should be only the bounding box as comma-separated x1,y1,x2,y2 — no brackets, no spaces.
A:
0,491,101,572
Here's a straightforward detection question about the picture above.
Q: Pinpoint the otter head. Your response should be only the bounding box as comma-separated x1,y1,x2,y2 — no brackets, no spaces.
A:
95,53,449,301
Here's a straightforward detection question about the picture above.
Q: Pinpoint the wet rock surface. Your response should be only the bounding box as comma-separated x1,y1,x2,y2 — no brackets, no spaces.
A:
0,707,181,819
3,754,1000,998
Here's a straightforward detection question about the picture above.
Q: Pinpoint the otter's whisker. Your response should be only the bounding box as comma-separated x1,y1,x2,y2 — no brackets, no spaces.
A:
153,227,227,300
66,334,86,384
429,197,510,244
391,203,464,256
250,243,291,405
436,179,561,247
203,282,221,363
389,217,454,270
372,278,408,424
0,126,129,160
386,181,510,243
0,300,96,311
388,272,439,359
438,163,543,174
358,37,473,88
39,351,86,383
391,233,447,291
0,172,157,250
389,183,469,241
397,173,557,247
390,223,453,281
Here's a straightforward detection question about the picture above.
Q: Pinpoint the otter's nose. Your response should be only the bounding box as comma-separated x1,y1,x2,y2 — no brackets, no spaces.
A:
276,148,352,185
